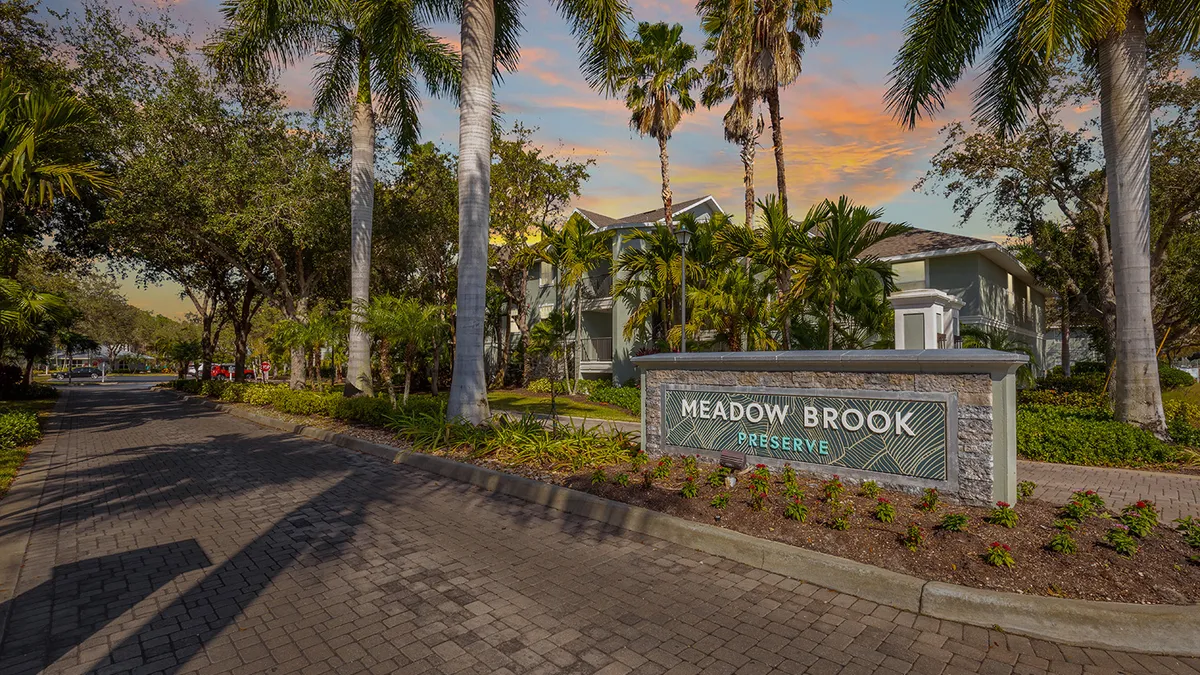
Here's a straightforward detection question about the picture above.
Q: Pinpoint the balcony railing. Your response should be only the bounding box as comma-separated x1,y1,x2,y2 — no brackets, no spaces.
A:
581,337,613,361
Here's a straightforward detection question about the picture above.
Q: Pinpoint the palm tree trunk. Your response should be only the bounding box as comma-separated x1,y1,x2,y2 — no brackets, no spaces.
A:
574,283,583,391
404,342,416,404
447,0,495,425
766,86,788,216
778,270,791,350
1061,294,1071,377
659,135,673,230
826,290,835,350
1098,8,1166,437
289,345,306,390
379,338,396,405
345,50,376,398
741,135,755,227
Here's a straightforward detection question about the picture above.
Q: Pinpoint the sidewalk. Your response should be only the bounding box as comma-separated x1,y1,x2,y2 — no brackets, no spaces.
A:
1018,460,1200,521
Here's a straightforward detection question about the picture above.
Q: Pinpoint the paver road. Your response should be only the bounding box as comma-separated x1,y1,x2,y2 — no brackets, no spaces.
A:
0,387,1196,675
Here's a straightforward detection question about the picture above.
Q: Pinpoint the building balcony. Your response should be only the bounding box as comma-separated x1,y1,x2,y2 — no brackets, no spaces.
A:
580,337,613,373
579,273,613,311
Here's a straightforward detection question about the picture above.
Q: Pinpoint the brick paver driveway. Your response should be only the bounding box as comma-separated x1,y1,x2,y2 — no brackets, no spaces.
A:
1018,460,1200,523
0,387,1195,675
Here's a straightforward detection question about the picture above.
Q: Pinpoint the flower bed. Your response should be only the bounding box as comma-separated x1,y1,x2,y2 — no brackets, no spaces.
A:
173,384,1200,604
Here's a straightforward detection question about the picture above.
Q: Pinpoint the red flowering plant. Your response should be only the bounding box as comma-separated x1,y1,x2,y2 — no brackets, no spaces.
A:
680,475,699,499
1071,489,1106,512
821,475,845,502
873,497,896,523
1120,500,1159,537
983,542,1015,568
784,497,809,522
986,501,1019,528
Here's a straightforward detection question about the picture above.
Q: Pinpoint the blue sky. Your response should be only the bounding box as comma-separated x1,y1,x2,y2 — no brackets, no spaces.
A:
46,0,1006,317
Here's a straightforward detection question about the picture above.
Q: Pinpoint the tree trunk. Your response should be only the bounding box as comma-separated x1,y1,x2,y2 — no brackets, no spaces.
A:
447,0,495,425
766,86,788,217
495,306,511,387
1061,294,1071,377
289,345,306,390
741,135,756,227
378,338,396,405
574,283,583,391
659,135,673,230
200,313,214,381
403,341,416,404
1098,8,1166,437
345,52,376,398
22,356,33,386
431,336,440,396
826,290,836,350
778,270,791,350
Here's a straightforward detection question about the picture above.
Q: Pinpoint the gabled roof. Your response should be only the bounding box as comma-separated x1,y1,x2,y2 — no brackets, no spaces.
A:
572,196,719,231
863,227,1048,294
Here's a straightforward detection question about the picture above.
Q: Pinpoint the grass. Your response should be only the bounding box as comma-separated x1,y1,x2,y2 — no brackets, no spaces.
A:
488,390,638,423
0,398,55,500
1165,383,1200,407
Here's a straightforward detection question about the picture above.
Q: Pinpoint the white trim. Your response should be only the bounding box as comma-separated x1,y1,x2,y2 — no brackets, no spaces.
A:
571,196,724,234
881,242,1050,295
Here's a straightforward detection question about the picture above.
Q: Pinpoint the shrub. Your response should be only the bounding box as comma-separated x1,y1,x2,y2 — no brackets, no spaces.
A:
983,542,1015,568
1017,480,1037,501
1038,372,1106,394
680,476,699,498
614,472,630,487
939,513,969,532
873,498,896,523
630,450,648,472
821,475,845,502
681,454,699,477
272,389,341,416
650,457,672,481
587,384,640,414
710,492,730,509
527,378,565,394
641,469,654,488
1165,400,1200,431
827,500,853,530
591,468,607,485
1047,531,1078,554
1017,389,1109,409
0,411,40,450
859,480,881,499
784,498,809,522
1059,500,1092,522
169,379,202,394
783,483,804,500
1017,405,1179,467
706,466,730,488
0,382,58,401
916,488,940,513
1106,526,1139,557
1160,365,1196,390
332,396,395,426
1120,500,1159,538
1174,517,1200,548
901,523,924,551
1071,489,1106,512
242,384,281,406
986,501,1019,528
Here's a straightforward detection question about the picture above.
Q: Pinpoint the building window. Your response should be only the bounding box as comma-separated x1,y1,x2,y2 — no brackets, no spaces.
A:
540,262,553,286
893,261,926,291
538,305,552,319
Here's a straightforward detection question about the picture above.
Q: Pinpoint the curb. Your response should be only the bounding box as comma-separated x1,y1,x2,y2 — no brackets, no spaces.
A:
0,390,70,646
164,389,1200,657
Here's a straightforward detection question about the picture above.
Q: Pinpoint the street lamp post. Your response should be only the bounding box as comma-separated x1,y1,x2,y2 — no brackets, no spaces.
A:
675,226,693,353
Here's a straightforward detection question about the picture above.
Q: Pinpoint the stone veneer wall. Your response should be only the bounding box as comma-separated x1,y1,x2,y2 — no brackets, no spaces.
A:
643,369,996,505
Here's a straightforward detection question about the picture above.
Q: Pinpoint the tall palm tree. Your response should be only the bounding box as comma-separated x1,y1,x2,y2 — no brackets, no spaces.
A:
614,224,681,346
0,69,115,243
618,22,702,231
447,0,630,425
537,214,610,391
792,196,910,350
696,0,830,216
212,0,460,398
885,2,1200,435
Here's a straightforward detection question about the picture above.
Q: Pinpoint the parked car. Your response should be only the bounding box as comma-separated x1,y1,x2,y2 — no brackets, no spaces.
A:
211,364,257,380
53,367,103,380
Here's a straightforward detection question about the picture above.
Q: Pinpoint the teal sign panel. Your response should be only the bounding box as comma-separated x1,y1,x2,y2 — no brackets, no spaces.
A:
662,387,951,481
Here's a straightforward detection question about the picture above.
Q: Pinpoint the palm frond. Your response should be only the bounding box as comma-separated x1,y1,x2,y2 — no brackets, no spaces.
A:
553,0,632,95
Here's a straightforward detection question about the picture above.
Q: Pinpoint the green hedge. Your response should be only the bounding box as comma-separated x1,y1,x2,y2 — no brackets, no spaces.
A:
1017,404,1180,467
0,383,58,401
1160,365,1196,390
1017,389,1109,410
587,382,640,414
1037,372,1107,394
167,379,446,428
0,411,41,450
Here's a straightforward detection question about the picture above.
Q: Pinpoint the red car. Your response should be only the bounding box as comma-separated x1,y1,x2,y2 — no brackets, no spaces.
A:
211,364,257,380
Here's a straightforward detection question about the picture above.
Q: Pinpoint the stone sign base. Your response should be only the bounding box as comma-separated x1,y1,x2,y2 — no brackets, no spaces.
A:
633,351,1027,505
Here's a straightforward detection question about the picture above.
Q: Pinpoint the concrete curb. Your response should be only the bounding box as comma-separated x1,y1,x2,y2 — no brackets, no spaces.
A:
165,389,1200,656
0,390,70,646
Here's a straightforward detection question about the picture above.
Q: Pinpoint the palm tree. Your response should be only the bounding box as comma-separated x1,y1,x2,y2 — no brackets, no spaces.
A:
961,325,1037,388
447,0,630,425
212,0,460,398
885,3,1200,434
537,214,610,391
0,69,115,251
614,224,682,346
792,196,910,350
696,0,831,216
526,308,573,418
0,277,70,351
718,196,819,349
672,264,776,352
618,22,701,231
364,295,439,405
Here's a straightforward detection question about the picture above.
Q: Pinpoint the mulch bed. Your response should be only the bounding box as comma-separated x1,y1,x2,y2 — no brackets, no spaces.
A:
200,396,1200,605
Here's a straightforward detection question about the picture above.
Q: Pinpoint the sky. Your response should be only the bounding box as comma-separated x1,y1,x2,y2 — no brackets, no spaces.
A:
46,0,1003,318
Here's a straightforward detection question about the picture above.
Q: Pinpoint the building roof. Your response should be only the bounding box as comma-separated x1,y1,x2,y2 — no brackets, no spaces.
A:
861,228,991,259
573,196,717,231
